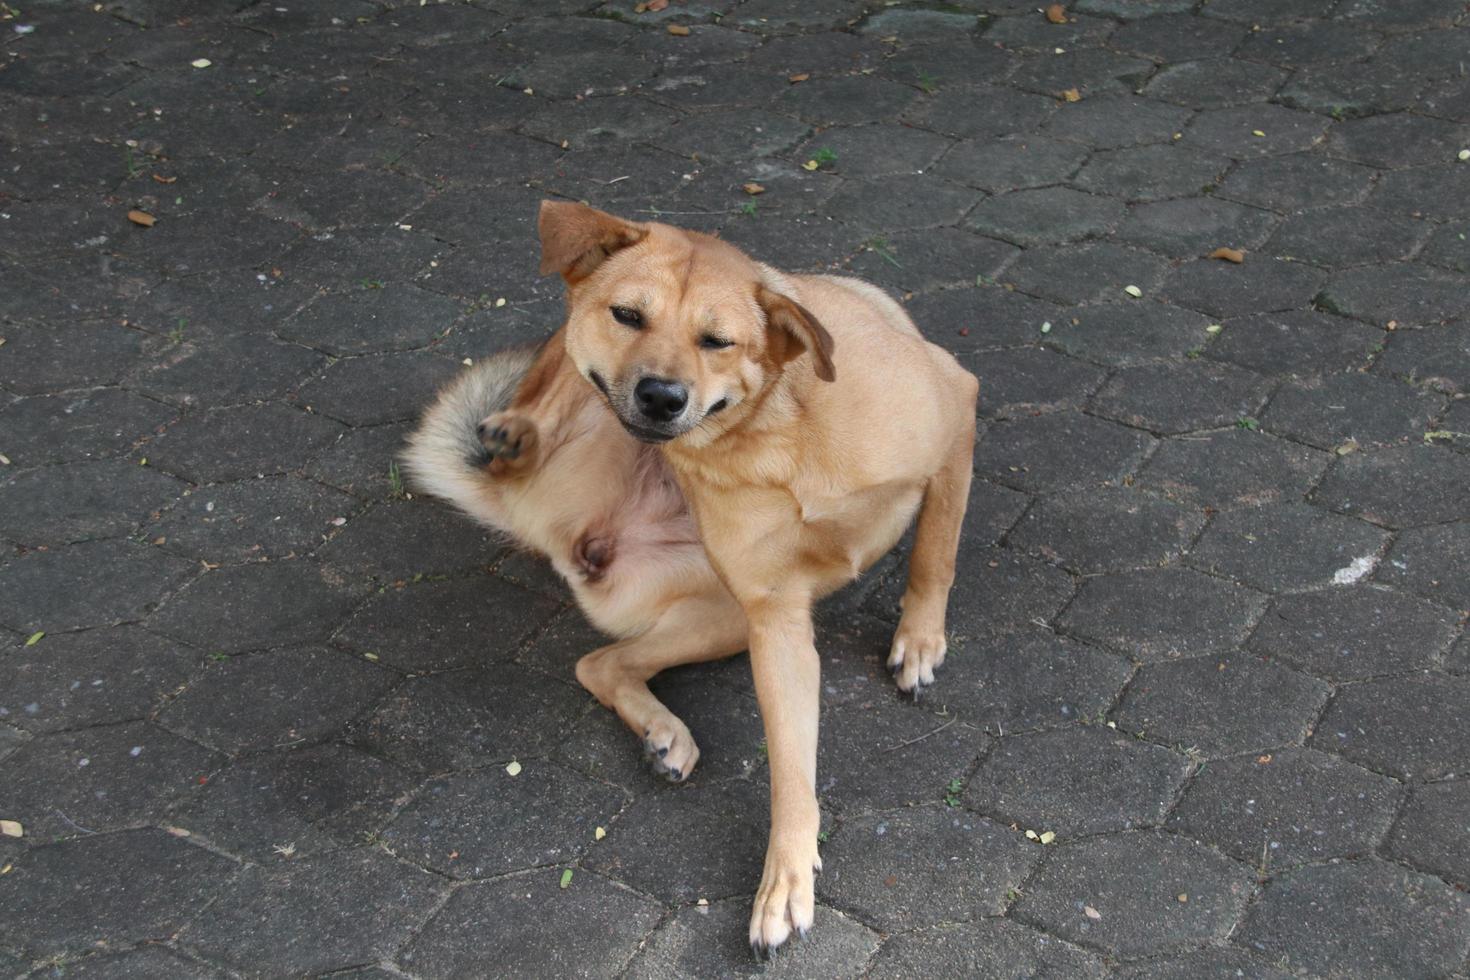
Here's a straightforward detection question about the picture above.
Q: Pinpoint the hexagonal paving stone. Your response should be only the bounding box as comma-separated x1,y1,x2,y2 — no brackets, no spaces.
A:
1002,242,1172,305
1072,144,1229,203
1060,566,1266,662
583,779,768,903
145,403,345,484
28,947,226,979
0,320,153,396
1187,502,1390,592
1208,310,1380,376
869,917,1107,979
1317,264,1468,327
967,725,1191,836
1091,360,1272,435
817,701,989,813
1138,428,1329,509
776,75,920,126
299,350,461,426
304,421,414,500
1262,372,1444,450
1,625,198,733
1042,302,1215,367
1238,861,1470,979
1115,197,1279,259
1039,95,1192,150
796,124,951,179
348,665,585,772
1110,14,1247,62
1216,152,1377,212
278,284,464,356
965,187,1125,248
0,388,178,468
974,411,1155,493
935,135,1089,194
1372,163,1470,221
905,83,1058,139
316,500,508,579
937,632,1131,734
1376,522,1470,610
1313,445,1470,528
169,743,415,862
1182,103,1331,159
382,761,626,879
941,549,1076,638
336,574,564,673
0,829,235,957
2,719,224,839
0,538,196,634
1278,60,1426,119
1012,832,1253,957
817,805,1036,931
143,476,360,563
148,560,368,654
1168,748,1400,868
1249,585,1460,682
1010,48,1153,100
1268,207,1432,269
1007,487,1205,574
400,870,663,979
1162,259,1329,321
160,647,394,754
1311,673,1470,780
823,175,982,234
906,285,1069,353
129,333,325,410
1236,19,1381,67
1144,57,1287,110
624,900,878,980
1386,779,1470,889
184,847,444,977
844,227,1018,295
1374,323,1470,395
1116,654,1329,758
962,346,1108,420
0,458,187,547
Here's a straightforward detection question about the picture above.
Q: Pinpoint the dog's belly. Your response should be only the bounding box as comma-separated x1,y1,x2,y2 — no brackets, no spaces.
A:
799,482,923,596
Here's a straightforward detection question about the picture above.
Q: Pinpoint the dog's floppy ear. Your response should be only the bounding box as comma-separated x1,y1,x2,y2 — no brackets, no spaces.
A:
758,285,836,383
538,200,647,285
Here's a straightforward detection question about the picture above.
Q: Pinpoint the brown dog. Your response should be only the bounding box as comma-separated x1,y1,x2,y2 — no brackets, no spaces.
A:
405,201,977,952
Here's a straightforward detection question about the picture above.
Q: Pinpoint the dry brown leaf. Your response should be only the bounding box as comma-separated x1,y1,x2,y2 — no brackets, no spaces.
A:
743,182,766,196
666,23,690,35
788,72,811,83
1209,246,1245,263
1061,87,1081,102
647,0,669,9
1045,3,1067,23
151,173,177,184
127,209,156,227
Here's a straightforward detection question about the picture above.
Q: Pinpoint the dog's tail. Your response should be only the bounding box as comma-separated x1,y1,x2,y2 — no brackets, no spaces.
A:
400,345,539,531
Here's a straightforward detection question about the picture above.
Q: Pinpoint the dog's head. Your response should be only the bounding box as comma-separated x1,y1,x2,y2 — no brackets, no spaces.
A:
536,200,834,445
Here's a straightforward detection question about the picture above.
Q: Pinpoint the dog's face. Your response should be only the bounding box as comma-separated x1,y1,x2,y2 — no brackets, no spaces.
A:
538,201,834,444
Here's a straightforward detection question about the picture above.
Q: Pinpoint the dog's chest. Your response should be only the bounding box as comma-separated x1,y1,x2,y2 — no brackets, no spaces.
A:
797,481,923,582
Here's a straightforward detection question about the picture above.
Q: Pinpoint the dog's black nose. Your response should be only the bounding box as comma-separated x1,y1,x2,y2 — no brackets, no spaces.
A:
634,377,688,422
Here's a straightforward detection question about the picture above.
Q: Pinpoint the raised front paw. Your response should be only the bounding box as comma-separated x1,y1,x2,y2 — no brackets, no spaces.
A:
887,615,948,695
749,835,822,953
477,411,538,474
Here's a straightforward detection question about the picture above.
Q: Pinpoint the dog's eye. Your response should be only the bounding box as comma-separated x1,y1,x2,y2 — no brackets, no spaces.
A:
610,306,642,328
699,334,733,350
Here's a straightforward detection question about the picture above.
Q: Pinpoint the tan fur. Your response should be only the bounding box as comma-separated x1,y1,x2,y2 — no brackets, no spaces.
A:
536,202,980,952
411,201,977,954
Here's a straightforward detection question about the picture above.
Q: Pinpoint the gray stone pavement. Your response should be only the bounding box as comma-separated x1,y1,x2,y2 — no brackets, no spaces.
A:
1,0,1468,976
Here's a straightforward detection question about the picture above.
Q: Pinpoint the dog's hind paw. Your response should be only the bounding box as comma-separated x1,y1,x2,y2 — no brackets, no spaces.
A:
642,713,699,783
477,411,538,475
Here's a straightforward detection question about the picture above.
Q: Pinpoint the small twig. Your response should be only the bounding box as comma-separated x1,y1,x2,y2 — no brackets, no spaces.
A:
883,716,957,753
54,810,98,835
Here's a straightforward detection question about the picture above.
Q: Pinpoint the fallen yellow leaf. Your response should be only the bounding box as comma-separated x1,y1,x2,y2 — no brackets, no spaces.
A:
1045,3,1067,23
505,760,522,776
1209,246,1245,263
1061,87,1081,102
1039,830,1056,844
743,182,766,196
595,826,606,840
802,160,820,171
127,209,156,227
0,820,22,838
666,23,690,35
788,73,810,83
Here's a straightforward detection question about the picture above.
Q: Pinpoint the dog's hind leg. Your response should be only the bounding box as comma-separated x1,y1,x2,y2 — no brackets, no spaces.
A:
888,392,978,694
574,592,747,782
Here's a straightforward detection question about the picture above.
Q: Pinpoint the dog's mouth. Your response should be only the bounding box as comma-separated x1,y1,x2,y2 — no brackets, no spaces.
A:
617,419,677,443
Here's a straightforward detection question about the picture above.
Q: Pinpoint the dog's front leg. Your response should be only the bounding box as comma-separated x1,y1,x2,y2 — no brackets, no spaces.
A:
744,596,822,953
